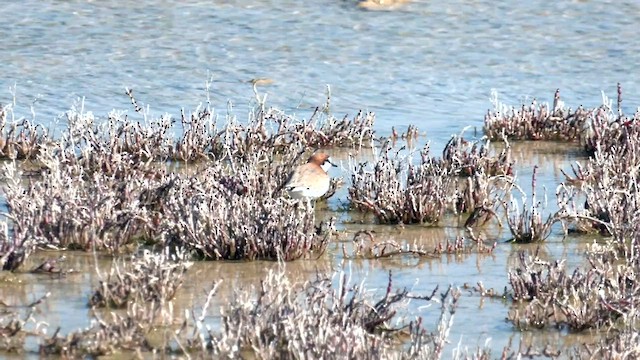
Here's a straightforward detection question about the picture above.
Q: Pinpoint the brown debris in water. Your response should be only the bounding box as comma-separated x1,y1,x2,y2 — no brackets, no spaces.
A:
343,230,495,260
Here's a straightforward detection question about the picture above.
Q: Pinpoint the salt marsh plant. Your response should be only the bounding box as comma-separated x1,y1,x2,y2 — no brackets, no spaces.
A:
0,164,37,271
157,157,333,261
37,265,472,359
349,136,513,225
0,102,49,160
2,156,156,253
349,143,454,224
0,93,371,264
206,268,461,359
89,249,191,308
556,92,640,241
579,324,640,359
484,89,591,141
507,244,640,331
6,85,640,357
70,90,376,163
503,167,566,243
40,299,164,357
492,88,640,350
441,131,513,177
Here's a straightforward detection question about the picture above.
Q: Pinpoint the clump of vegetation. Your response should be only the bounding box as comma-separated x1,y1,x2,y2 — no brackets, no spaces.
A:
441,131,513,177
349,135,514,225
348,143,454,224
556,89,640,240
507,244,640,331
7,85,640,358
0,102,49,160
0,216,35,272
40,300,161,357
205,268,461,359
503,167,567,243
37,265,476,359
89,249,191,308
3,155,156,253
484,88,591,141
1,91,367,265
579,324,640,359
65,89,375,163
579,84,638,156
492,88,640,355
156,152,335,261
41,246,191,357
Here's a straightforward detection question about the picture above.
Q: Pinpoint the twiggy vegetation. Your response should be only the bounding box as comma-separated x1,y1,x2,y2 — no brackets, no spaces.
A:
3,86,640,358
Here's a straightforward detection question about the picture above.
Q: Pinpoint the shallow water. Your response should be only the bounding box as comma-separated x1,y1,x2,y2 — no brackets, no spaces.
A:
1,0,638,357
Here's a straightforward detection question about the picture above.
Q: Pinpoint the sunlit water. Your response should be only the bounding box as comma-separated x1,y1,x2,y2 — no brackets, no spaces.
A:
1,0,639,356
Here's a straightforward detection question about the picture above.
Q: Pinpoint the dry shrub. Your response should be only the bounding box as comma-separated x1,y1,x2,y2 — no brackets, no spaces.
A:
507,245,640,331
1,94,361,264
441,131,513,177
265,106,376,149
206,268,461,360
0,102,49,160
0,166,38,271
349,134,514,225
484,89,591,141
62,90,374,164
89,249,191,308
348,144,454,224
580,85,640,156
154,147,335,260
42,267,470,359
3,142,334,260
457,171,511,223
444,132,514,218
2,157,156,253
579,325,640,360
503,167,567,243
0,216,35,272
501,88,640,350
558,90,640,240
39,250,188,357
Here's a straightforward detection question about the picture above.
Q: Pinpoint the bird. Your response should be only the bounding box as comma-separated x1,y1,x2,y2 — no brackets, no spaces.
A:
284,152,337,201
